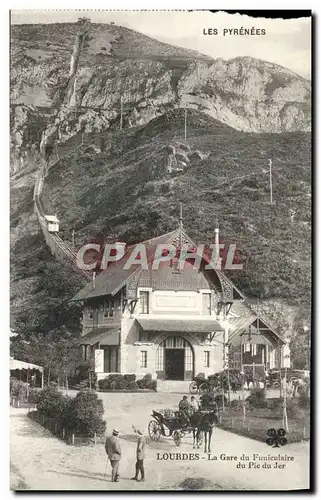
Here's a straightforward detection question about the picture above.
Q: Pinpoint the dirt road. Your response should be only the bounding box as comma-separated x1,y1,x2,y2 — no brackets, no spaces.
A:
10,393,310,491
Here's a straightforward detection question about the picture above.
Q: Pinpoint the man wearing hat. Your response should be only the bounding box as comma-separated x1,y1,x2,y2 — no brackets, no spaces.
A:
131,426,146,482
178,395,190,427
105,429,121,482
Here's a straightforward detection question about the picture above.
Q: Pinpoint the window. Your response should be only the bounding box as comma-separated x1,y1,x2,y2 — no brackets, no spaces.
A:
202,293,211,315
204,351,210,368
141,351,147,368
103,300,115,318
139,291,149,314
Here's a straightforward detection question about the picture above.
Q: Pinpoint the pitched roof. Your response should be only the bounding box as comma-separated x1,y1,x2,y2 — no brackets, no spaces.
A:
71,229,178,301
229,315,285,345
71,226,245,301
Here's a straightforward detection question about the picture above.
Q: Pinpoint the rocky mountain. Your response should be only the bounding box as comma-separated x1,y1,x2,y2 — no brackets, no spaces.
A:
11,21,310,173
10,21,311,368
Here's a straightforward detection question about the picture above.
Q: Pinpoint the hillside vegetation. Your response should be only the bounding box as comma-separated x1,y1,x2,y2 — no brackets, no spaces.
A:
10,21,311,369
42,109,311,303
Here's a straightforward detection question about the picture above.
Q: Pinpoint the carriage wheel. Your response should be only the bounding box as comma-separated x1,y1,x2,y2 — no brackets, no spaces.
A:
189,381,198,394
148,420,161,441
199,383,208,393
197,431,204,446
173,430,181,446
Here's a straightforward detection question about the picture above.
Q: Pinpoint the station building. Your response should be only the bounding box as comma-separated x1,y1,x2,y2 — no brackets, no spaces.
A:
71,225,287,382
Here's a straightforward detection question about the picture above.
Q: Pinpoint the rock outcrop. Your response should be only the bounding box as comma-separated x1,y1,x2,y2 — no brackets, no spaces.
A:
10,22,311,175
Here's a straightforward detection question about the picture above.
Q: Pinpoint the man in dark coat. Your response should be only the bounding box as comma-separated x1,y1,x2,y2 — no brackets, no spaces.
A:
178,395,190,426
131,427,146,482
105,429,121,482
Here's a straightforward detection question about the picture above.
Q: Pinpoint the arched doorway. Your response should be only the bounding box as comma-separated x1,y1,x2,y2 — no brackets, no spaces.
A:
156,336,194,381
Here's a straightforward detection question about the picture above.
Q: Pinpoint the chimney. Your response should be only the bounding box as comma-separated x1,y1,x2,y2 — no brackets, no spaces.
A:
214,226,222,270
92,271,96,289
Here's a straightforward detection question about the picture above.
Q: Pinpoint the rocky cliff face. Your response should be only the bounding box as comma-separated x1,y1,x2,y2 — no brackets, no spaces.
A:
10,22,310,174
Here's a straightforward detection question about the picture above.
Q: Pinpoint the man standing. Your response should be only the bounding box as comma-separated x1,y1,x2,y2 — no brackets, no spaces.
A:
190,396,199,413
105,429,121,482
131,427,146,482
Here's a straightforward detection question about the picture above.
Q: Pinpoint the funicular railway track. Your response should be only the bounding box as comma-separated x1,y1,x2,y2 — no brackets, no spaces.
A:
33,154,92,282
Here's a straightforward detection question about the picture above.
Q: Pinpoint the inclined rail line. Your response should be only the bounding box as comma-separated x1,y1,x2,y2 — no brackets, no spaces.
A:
33,153,92,282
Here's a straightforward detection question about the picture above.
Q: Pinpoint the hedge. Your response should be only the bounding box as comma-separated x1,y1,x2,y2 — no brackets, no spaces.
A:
33,386,106,438
98,373,157,392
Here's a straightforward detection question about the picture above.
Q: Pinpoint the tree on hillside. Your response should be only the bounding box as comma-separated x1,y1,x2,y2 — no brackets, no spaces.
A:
10,331,83,386
289,308,310,369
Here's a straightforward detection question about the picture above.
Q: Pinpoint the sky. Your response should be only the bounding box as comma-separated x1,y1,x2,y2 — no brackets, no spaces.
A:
11,10,311,79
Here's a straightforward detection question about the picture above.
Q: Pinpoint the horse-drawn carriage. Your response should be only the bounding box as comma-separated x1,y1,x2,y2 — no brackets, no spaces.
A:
189,371,243,395
148,409,203,446
189,376,211,394
148,392,222,448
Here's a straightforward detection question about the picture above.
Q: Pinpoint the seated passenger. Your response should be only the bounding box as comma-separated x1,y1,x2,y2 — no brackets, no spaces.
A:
178,395,190,426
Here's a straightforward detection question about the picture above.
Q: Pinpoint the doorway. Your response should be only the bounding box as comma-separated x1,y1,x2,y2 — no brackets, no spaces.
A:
165,349,185,380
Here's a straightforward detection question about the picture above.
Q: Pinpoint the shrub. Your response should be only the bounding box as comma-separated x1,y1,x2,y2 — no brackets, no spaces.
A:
98,373,155,391
136,379,144,389
207,371,229,392
98,377,109,390
230,399,244,411
266,398,282,410
246,388,268,409
136,373,155,390
127,381,139,390
146,380,157,391
200,392,227,409
62,389,106,437
10,377,28,399
298,391,310,409
36,386,69,419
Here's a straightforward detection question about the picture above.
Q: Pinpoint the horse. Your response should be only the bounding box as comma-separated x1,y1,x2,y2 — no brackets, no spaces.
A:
190,410,219,453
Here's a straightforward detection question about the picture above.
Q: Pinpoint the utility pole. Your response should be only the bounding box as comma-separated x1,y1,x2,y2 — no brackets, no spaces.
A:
72,229,75,249
120,96,123,131
184,109,187,142
269,158,273,204
179,202,183,249
283,366,289,432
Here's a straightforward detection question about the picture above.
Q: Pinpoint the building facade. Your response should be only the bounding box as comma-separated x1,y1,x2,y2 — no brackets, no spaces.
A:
72,227,287,382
